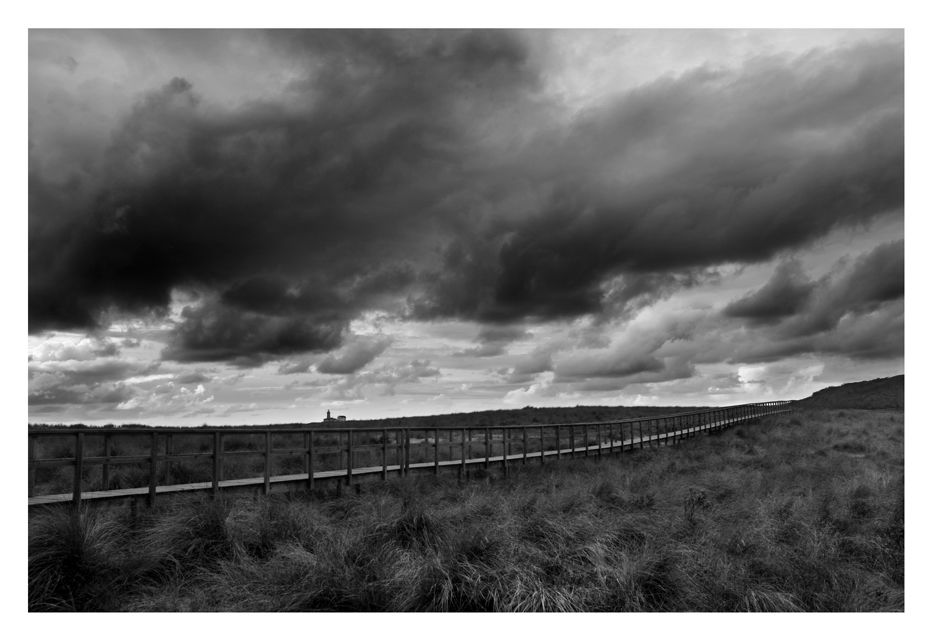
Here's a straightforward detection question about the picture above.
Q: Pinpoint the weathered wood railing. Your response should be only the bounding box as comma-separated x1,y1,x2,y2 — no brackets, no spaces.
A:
28,401,793,508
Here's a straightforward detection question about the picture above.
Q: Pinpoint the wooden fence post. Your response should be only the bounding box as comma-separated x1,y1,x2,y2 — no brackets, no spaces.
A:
398,429,405,477
484,427,490,469
307,430,315,491
164,434,173,486
466,428,472,467
540,426,545,465
102,433,111,490
148,432,158,508
346,430,353,486
382,429,388,481
502,428,508,475
523,427,528,464
264,430,272,496
460,428,467,479
73,431,84,507
404,429,411,476
212,431,221,497
434,428,440,476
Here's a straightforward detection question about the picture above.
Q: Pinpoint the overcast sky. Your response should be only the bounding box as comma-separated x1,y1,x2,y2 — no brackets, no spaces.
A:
28,29,903,425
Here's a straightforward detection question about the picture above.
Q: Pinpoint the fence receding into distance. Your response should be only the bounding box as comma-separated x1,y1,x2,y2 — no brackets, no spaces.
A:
29,401,793,508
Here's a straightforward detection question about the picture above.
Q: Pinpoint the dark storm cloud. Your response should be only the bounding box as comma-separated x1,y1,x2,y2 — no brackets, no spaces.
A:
413,40,903,322
30,31,903,368
600,269,720,320
317,335,392,374
728,301,903,363
770,238,904,340
162,297,346,364
174,371,210,384
793,238,903,334
568,359,696,391
455,325,531,357
501,348,555,384
723,259,815,323
554,314,699,381
543,236,903,390
716,239,904,363
277,359,314,375
29,30,539,343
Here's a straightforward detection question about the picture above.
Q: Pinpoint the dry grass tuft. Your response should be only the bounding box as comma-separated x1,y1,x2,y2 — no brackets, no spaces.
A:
29,409,903,611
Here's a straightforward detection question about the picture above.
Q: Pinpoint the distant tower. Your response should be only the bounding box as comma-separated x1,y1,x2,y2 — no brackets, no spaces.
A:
326,410,331,420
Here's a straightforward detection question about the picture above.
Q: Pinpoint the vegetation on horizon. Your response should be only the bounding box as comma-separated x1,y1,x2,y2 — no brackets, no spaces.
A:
29,408,903,612
798,375,903,410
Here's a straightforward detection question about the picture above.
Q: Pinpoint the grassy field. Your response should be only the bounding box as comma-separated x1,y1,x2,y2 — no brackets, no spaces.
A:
28,408,903,612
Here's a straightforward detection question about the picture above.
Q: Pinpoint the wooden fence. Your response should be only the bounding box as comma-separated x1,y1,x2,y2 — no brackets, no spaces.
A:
28,401,793,508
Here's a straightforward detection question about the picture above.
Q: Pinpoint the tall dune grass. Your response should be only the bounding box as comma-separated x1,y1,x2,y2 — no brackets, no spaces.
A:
28,409,903,612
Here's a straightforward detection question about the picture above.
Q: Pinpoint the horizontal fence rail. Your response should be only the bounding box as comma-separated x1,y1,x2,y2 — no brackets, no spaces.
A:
28,401,793,507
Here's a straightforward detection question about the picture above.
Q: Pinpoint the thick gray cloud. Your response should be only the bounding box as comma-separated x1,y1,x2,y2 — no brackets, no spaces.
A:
553,314,699,382
29,30,539,341
317,335,392,374
784,238,904,337
411,39,903,323
28,26,903,421
162,297,346,365
455,325,531,357
174,371,211,384
717,239,904,362
723,259,816,323
30,33,902,349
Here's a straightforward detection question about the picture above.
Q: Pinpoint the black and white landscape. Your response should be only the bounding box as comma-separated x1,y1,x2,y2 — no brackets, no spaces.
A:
28,29,904,614
29,30,902,425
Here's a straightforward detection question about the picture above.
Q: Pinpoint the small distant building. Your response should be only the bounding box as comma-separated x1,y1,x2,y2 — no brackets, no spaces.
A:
323,410,347,422
337,415,347,421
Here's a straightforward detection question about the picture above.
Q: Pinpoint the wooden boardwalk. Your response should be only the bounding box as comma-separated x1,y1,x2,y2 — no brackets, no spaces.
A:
28,403,792,507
